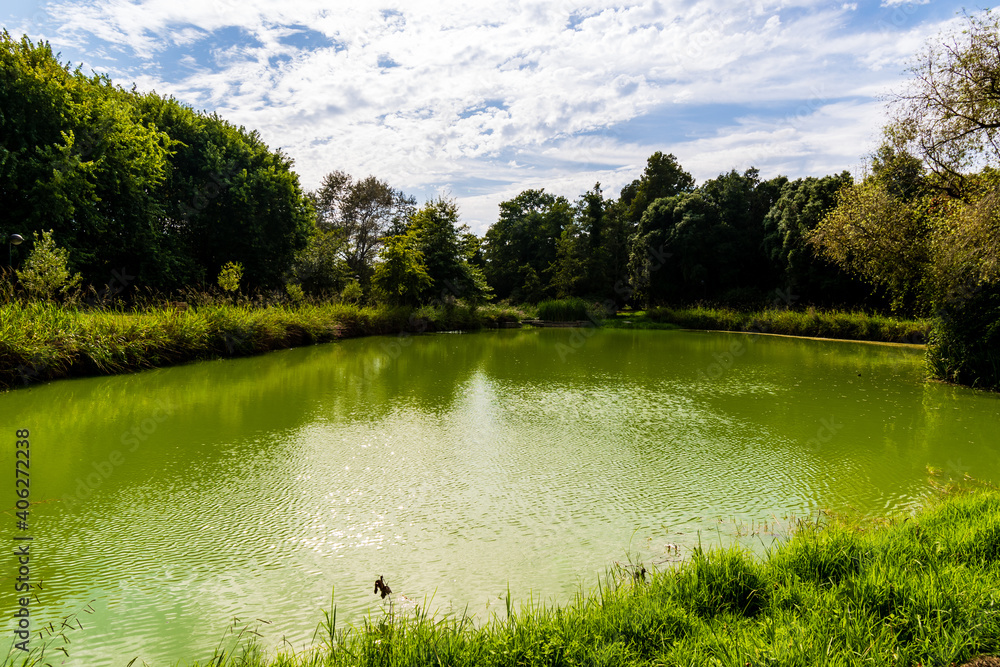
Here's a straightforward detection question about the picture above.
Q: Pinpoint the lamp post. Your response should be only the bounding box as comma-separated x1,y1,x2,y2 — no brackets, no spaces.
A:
8,233,23,269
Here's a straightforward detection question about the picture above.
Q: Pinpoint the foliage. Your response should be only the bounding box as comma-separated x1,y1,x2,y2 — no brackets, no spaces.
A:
135,93,314,290
0,34,313,292
372,233,433,307
217,261,243,293
619,151,696,222
309,170,416,282
761,172,868,305
700,168,787,289
887,10,1000,191
628,192,728,304
0,300,527,390
928,285,1000,390
483,189,573,301
406,198,491,304
809,163,933,314
14,229,82,302
646,305,931,344
287,228,351,296
285,282,305,305
575,183,632,303
340,280,363,305
547,222,587,298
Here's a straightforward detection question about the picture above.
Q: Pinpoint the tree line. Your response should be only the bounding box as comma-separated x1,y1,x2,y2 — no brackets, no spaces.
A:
3,11,1000,389
0,33,313,292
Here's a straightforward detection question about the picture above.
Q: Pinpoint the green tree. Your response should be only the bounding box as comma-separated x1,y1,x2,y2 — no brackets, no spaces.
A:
407,198,491,304
809,171,932,314
137,94,314,290
373,233,432,306
217,261,243,292
699,168,788,296
483,189,572,301
761,172,867,306
0,35,314,292
628,192,728,305
15,229,82,302
310,171,416,283
548,222,587,298
287,228,351,296
619,152,695,222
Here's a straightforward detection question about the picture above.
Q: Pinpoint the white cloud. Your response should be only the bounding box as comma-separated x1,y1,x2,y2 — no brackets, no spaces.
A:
30,0,968,233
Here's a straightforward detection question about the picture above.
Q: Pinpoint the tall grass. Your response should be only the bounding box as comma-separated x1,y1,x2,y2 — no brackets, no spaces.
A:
0,301,528,390
535,298,593,321
43,485,986,667
646,305,932,344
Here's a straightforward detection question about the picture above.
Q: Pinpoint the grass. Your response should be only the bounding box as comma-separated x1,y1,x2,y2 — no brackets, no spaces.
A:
641,305,932,344
0,298,931,390
214,484,1000,666
9,484,997,666
535,298,593,322
0,301,531,390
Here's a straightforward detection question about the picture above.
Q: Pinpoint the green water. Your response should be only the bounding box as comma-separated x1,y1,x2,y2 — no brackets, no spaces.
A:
1,328,998,665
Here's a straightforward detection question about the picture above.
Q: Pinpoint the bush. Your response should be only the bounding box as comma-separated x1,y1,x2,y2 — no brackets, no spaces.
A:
928,286,1000,391
15,230,82,302
217,261,244,292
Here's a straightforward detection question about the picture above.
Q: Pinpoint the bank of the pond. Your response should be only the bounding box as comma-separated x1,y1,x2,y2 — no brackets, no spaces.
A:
0,302,936,391
633,306,932,344
0,301,527,390
157,486,998,666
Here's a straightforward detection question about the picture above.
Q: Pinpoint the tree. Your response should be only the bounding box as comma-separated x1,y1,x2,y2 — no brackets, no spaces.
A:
287,228,351,296
483,189,573,301
372,233,432,307
310,171,416,282
887,10,1000,193
138,96,315,290
628,192,728,305
619,152,695,222
699,168,788,295
809,169,932,314
0,35,314,292
406,198,491,304
15,229,82,302
761,172,868,306
548,222,587,298
217,261,243,293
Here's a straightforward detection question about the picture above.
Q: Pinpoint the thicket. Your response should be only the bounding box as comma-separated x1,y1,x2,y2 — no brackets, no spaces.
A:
0,33,313,292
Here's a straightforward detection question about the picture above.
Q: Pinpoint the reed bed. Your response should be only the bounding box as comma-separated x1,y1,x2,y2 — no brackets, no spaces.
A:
645,306,932,344
0,301,530,390
535,298,593,322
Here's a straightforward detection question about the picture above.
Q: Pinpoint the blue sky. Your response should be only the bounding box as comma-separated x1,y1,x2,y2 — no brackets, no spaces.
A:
1,0,972,234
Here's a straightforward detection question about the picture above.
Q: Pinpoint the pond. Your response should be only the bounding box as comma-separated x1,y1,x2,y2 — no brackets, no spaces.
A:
1,328,998,665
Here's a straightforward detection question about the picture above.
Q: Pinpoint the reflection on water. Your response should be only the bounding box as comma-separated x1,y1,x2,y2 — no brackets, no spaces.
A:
1,329,998,665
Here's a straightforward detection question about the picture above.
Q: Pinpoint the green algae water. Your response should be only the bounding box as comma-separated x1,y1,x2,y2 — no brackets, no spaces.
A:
1,328,998,665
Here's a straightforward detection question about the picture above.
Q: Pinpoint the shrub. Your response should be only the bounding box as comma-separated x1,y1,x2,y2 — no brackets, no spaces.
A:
15,230,82,302
217,261,244,292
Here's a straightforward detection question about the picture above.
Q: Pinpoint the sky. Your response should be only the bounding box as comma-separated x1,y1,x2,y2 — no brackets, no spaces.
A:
1,0,974,235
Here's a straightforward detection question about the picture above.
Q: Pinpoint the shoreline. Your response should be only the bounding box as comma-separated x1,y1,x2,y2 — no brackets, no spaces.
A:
0,302,933,392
